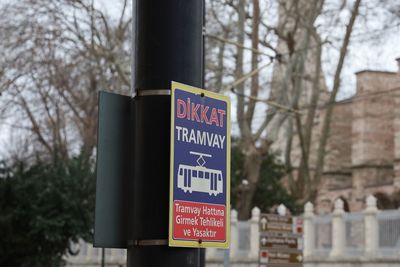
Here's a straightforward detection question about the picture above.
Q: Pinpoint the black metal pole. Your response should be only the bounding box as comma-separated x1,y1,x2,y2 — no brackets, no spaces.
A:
128,0,205,266
101,248,105,267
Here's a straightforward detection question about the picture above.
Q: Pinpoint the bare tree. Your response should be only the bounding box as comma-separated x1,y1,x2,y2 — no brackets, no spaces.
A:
273,0,362,204
0,0,131,161
205,0,363,218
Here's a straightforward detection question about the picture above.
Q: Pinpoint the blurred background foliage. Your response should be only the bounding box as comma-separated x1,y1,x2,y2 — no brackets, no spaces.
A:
0,155,95,267
230,139,299,217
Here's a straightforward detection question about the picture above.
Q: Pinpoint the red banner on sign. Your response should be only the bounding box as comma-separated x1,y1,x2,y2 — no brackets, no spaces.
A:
173,200,226,242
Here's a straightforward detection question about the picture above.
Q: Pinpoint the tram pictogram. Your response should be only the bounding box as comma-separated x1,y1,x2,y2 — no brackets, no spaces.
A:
177,152,223,196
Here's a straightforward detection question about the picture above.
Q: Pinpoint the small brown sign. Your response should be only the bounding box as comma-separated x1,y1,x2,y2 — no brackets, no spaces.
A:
260,214,293,233
267,250,303,264
261,214,293,224
263,264,302,267
259,213,303,267
260,235,298,249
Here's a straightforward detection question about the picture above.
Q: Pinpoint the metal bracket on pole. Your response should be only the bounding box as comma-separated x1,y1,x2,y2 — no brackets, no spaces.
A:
130,239,169,246
135,89,171,97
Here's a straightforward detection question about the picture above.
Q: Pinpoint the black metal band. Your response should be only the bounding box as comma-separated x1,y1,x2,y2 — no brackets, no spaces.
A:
136,89,171,96
132,239,168,246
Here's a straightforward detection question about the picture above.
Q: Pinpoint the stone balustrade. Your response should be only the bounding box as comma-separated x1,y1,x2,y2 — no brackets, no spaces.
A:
304,195,400,267
65,197,400,267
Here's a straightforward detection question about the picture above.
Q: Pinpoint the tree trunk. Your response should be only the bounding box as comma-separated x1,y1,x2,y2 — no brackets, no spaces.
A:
237,148,262,220
312,0,361,199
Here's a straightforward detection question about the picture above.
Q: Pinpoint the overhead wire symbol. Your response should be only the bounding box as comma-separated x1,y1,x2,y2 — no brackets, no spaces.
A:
190,151,212,167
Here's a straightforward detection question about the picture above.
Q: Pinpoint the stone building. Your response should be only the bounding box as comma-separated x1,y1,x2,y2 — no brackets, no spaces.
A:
314,60,400,213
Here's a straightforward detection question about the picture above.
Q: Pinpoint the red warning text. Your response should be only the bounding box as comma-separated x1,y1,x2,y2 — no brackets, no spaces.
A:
173,200,226,242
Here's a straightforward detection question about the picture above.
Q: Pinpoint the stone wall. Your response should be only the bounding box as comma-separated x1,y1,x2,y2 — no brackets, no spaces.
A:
273,69,400,213
324,100,353,174
314,70,400,213
352,71,395,166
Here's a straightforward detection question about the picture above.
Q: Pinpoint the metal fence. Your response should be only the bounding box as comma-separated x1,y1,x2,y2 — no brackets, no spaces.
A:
313,215,332,256
344,212,364,256
378,210,400,256
237,221,251,255
65,239,127,266
305,197,400,260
